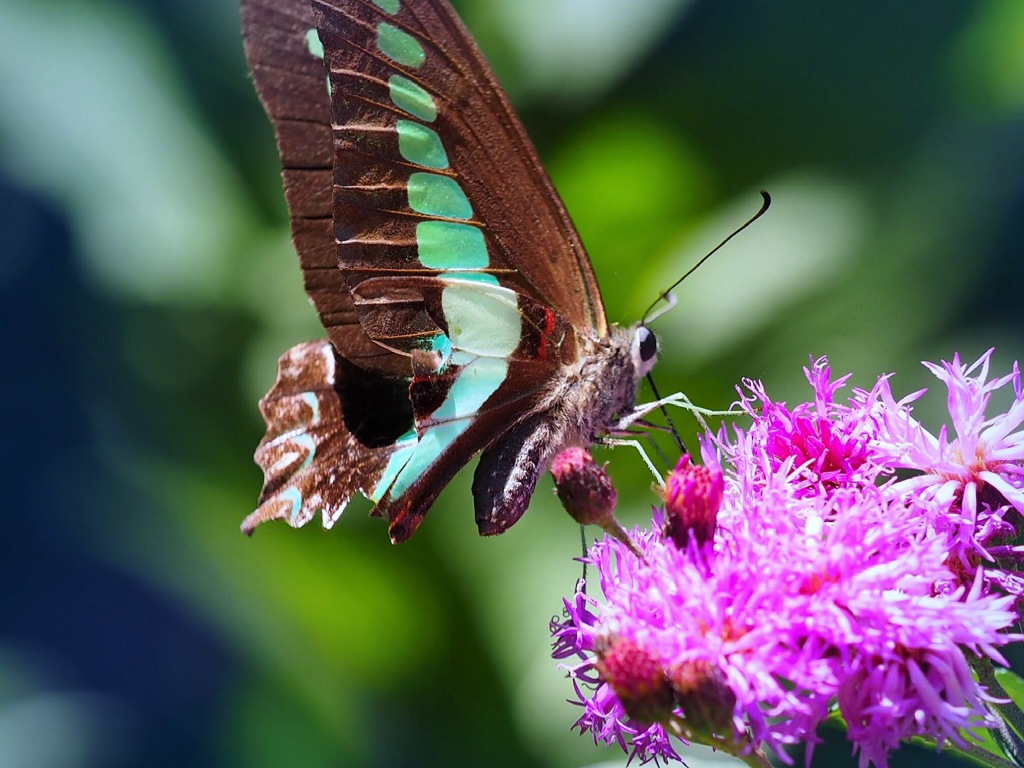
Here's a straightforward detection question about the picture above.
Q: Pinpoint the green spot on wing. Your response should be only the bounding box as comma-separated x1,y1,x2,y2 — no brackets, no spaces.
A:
407,173,472,219
389,75,437,122
417,221,488,269
441,281,521,358
376,22,425,68
442,272,499,286
397,120,448,169
305,28,324,60
377,357,509,500
430,357,508,422
294,434,316,471
300,392,321,425
371,430,418,502
371,0,401,13
429,333,454,367
281,487,304,523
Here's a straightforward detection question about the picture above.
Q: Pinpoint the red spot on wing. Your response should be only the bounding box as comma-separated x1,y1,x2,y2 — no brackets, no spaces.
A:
537,306,557,361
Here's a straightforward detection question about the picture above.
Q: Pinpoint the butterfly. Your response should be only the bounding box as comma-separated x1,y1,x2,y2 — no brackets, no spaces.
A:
239,0,659,543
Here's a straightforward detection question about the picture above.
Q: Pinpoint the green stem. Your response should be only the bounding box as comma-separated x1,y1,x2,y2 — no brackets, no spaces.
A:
663,717,773,768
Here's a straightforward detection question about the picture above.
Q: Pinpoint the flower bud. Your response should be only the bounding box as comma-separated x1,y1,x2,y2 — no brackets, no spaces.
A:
550,447,617,525
666,659,737,742
662,455,724,549
595,636,674,725
550,448,642,556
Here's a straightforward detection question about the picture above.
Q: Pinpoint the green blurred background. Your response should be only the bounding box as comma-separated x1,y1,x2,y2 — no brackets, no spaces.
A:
2,0,1023,766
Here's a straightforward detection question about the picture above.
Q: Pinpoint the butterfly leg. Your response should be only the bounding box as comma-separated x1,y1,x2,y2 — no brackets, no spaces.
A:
615,391,690,429
617,393,740,432
597,437,664,486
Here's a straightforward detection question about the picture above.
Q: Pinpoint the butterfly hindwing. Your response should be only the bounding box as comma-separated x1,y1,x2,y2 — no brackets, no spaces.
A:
243,340,413,534
353,276,580,540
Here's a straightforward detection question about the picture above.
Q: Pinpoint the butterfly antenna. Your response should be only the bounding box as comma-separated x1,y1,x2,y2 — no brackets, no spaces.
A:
642,190,771,324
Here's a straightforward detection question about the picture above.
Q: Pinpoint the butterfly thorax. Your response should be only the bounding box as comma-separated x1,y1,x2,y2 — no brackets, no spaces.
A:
536,324,641,447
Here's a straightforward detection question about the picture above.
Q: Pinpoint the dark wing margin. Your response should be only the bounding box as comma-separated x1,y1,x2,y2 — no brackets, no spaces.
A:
241,0,409,376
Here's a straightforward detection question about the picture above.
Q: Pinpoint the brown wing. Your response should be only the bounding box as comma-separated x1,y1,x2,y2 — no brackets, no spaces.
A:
312,0,608,337
240,0,611,541
241,0,409,376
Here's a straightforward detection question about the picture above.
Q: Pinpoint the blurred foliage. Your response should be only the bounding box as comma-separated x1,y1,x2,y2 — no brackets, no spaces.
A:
1,0,1023,766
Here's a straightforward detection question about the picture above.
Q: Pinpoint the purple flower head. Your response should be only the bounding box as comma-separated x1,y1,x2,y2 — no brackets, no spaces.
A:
730,358,883,498
553,352,1024,767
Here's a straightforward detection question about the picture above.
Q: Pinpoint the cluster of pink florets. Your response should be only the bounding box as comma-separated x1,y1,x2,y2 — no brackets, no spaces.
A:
552,350,1024,767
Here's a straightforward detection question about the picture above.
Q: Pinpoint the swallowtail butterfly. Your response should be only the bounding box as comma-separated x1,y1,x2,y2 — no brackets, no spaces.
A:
240,0,660,542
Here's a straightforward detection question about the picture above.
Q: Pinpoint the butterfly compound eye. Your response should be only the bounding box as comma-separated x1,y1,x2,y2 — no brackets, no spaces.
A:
639,327,658,362
633,326,658,376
